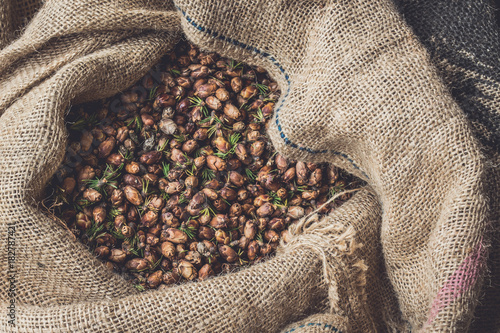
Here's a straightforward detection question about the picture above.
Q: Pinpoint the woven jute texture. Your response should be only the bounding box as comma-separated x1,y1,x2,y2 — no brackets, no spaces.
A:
0,0,43,49
0,0,498,332
280,313,352,333
394,0,500,331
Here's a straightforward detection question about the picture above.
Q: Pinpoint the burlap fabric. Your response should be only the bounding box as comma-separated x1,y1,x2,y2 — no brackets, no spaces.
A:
0,0,43,49
393,1,500,331
0,0,498,331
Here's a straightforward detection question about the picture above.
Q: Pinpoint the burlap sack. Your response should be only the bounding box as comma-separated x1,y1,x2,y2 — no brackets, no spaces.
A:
393,1,500,331
0,0,498,331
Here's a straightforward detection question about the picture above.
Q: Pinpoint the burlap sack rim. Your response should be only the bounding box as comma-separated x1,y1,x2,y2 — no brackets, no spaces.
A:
175,5,370,181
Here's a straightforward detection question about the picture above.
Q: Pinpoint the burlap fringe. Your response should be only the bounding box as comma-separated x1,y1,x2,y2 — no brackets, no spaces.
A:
278,189,368,316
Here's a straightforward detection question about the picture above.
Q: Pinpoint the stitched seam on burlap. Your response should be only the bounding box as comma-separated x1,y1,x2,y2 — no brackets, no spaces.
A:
283,322,343,333
176,6,369,180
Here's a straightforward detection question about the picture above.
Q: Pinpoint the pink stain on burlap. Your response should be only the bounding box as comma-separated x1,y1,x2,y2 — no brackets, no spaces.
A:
426,241,486,325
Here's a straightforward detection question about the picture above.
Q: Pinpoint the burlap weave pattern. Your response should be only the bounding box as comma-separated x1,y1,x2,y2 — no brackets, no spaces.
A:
0,0,43,49
394,0,500,330
0,0,499,331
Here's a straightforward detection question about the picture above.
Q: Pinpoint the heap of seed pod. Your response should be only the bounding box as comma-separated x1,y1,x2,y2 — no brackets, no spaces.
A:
44,41,360,291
